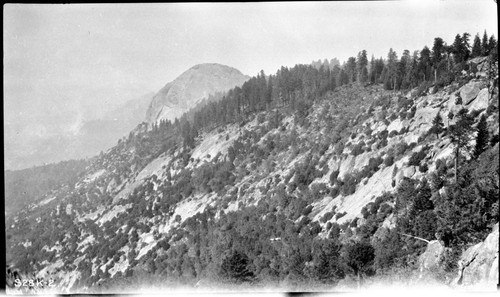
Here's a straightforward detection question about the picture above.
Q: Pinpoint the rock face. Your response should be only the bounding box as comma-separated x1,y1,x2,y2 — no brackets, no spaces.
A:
467,88,489,112
145,63,249,124
460,80,483,105
457,223,499,287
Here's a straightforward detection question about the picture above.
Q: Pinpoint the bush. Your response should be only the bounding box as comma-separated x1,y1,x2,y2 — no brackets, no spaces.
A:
376,138,388,149
329,170,340,186
384,154,394,166
389,130,399,138
367,157,384,173
418,163,429,173
408,150,426,166
330,187,340,198
351,144,363,156
335,212,347,220
408,106,417,119
340,173,357,196
321,211,334,223
302,205,313,216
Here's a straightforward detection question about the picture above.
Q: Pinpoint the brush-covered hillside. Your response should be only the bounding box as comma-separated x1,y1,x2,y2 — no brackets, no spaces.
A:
5,32,499,294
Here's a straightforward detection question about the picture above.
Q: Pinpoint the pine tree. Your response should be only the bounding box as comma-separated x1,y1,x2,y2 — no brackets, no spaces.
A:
452,34,468,64
481,30,489,56
448,108,474,182
345,57,357,83
474,114,489,158
356,50,369,84
432,37,445,82
471,33,482,58
418,46,432,82
430,112,444,138
488,35,497,56
385,48,399,90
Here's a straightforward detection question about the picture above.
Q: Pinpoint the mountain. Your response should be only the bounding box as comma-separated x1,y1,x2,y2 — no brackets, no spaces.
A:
145,63,249,124
5,47,499,293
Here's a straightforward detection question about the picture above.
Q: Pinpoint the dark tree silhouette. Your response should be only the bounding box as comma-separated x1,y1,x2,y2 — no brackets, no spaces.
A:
220,251,255,283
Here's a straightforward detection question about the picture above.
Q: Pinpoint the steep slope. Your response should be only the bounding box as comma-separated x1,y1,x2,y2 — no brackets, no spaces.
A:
5,57,499,294
145,63,249,124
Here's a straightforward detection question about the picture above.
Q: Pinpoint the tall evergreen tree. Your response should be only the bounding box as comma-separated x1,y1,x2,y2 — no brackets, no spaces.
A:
369,55,376,83
345,57,357,84
474,114,489,158
452,34,468,64
418,46,432,81
430,112,444,138
488,35,497,56
481,30,489,56
356,50,369,84
448,108,474,182
471,33,482,58
385,48,398,90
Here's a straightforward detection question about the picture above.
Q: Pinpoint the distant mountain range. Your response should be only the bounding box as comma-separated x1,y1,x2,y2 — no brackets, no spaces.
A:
4,92,154,171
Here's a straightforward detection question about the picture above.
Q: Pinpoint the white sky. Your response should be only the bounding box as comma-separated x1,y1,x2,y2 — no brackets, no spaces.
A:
3,1,498,144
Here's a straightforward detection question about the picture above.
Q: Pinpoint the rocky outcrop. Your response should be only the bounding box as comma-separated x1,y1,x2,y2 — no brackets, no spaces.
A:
467,88,489,112
460,81,481,105
456,223,499,287
145,63,249,124
468,56,490,78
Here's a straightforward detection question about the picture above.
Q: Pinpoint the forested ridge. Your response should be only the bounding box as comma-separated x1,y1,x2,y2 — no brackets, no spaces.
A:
5,30,499,293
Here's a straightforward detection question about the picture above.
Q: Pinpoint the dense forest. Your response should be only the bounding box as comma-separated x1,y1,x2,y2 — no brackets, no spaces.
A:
5,30,499,293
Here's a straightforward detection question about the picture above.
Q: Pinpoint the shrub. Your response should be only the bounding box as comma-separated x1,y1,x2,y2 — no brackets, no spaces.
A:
408,150,426,166
378,130,389,140
389,130,399,138
334,142,345,155
329,170,340,186
384,154,394,167
335,212,347,220
364,126,373,136
330,187,340,198
408,106,417,119
321,211,334,223
302,205,313,216
351,144,363,156
340,173,357,196
376,138,388,149
418,163,429,173
367,156,384,173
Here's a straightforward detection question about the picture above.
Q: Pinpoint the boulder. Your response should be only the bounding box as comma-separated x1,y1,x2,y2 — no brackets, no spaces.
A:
459,81,483,105
418,240,445,278
395,166,416,185
467,88,489,112
457,223,499,286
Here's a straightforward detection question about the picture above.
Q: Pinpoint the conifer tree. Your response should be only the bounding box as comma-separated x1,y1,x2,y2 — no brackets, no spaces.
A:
481,30,489,56
356,50,369,84
448,108,474,182
471,33,482,58
474,114,489,158
488,35,497,56
430,112,444,138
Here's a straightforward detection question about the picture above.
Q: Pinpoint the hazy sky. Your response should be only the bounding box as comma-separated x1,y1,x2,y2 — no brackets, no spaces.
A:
3,1,498,153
